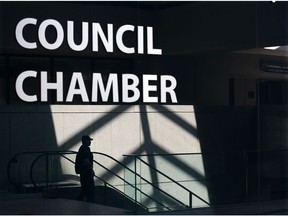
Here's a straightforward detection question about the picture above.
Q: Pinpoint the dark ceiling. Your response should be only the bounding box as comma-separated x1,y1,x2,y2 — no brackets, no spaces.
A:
67,1,190,10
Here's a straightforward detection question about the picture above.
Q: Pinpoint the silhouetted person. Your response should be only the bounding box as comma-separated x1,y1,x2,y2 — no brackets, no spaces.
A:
75,135,95,203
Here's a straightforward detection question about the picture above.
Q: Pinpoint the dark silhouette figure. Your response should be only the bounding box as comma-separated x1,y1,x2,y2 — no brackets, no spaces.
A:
75,135,95,203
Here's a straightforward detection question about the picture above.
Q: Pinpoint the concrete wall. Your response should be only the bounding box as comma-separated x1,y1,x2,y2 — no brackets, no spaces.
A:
1,105,200,187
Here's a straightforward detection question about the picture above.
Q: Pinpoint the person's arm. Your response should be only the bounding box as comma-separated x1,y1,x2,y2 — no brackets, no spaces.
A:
83,148,95,175
84,158,95,175
84,158,92,168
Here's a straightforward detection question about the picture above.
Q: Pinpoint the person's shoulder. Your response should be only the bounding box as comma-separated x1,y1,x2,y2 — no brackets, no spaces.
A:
78,145,86,152
79,144,90,151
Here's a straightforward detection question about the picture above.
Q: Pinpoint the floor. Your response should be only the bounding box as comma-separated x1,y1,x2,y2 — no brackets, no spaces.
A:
159,199,288,215
1,192,288,215
0,193,132,215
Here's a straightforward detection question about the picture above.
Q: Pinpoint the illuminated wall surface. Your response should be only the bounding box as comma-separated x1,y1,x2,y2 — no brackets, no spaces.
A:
1,1,288,209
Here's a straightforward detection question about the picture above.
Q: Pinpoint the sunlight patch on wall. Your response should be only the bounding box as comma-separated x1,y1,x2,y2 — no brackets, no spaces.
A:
124,104,210,210
145,105,200,153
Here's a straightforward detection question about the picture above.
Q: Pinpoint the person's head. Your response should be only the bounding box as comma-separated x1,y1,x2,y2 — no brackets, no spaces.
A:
82,135,93,146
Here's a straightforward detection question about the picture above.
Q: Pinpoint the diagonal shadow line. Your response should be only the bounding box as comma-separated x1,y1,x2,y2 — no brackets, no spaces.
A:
95,143,146,182
150,143,206,184
148,189,187,210
136,144,209,210
60,105,132,150
91,145,208,208
95,105,207,208
150,104,198,138
95,105,205,187
57,103,206,206
126,141,208,208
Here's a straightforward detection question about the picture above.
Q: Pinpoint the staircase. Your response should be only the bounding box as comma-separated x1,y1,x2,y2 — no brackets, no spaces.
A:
42,185,146,212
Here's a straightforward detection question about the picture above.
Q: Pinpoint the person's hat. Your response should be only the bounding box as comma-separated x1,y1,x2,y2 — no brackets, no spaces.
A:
82,135,93,141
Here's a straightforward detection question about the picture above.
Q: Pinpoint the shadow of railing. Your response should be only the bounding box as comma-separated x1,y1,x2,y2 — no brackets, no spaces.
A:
125,153,210,208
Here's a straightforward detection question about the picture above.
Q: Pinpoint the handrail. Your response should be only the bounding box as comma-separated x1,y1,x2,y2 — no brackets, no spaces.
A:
27,151,169,210
92,152,188,209
7,150,212,211
92,167,150,212
27,151,150,212
135,156,210,206
7,150,76,187
8,150,181,212
61,153,150,211
29,151,76,188
91,158,169,211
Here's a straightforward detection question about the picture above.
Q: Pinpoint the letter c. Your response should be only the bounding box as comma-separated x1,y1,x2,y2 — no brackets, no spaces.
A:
15,70,37,102
116,25,135,54
15,18,37,49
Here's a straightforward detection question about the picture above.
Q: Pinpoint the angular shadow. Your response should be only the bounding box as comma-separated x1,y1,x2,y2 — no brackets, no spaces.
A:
150,104,198,138
60,105,132,150
45,102,207,208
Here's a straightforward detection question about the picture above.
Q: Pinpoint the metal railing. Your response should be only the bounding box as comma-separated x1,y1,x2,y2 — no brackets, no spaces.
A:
7,150,206,212
91,152,172,211
7,150,150,213
124,153,211,210
8,150,288,211
137,155,210,207
7,150,75,188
